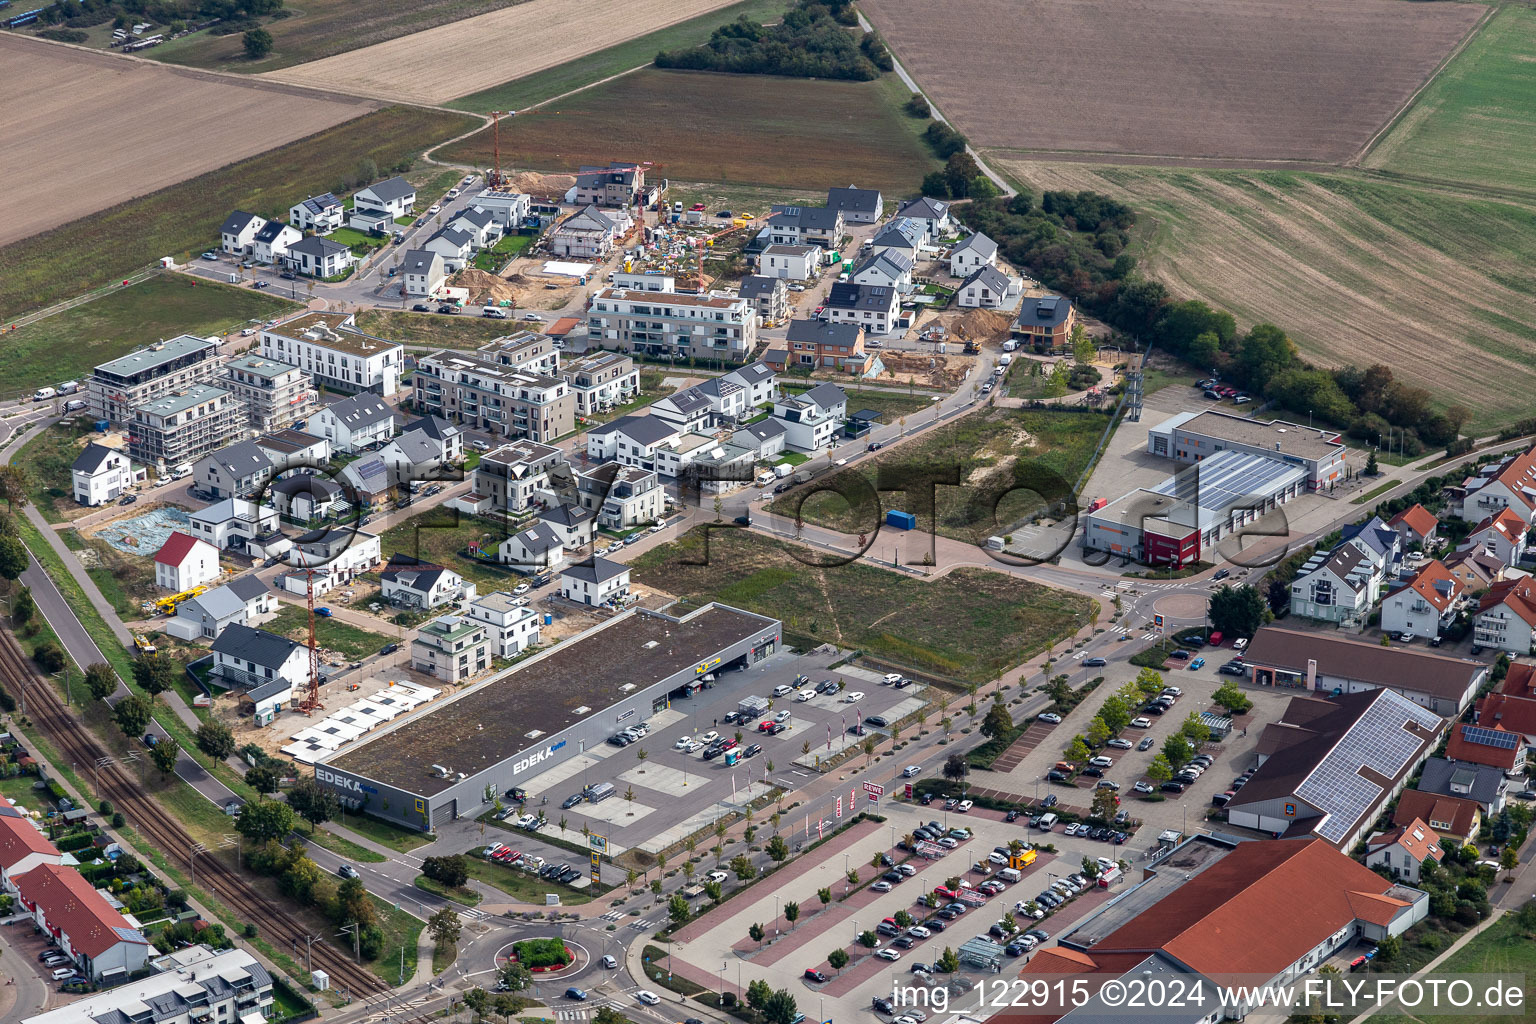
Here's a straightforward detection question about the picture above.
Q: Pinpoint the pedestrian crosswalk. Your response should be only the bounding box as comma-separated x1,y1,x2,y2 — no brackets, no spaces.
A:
1140,632,1159,641
628,916,658,930
458,907,487,922
357,993,432,1023
599,910,626,922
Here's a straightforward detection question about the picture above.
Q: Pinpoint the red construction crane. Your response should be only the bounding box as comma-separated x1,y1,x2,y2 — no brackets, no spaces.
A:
687,224,745,293
487,111,511,191
293,548,323,716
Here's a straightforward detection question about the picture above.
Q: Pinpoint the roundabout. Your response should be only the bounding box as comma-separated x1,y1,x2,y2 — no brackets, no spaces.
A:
495,935,594,980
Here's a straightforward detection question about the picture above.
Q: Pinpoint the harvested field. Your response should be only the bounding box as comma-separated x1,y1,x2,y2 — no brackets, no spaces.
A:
862,0,1481,164
994,159,1536,433
263,0,745,105
440,70,937,194
0,36,371,247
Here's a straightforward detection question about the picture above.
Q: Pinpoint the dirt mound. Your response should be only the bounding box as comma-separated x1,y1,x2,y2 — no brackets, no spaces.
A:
451,268,524,305
951,308,1013,343
505,170,575,199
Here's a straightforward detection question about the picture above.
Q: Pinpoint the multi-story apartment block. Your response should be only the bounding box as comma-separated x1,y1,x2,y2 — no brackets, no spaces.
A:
587,287,757,362
465,592,542,659
87,334,222,425
26,946,274,1024
574,162,646,207
220,354,315,433
470,439,567,512
128,384,240,470
577,462,664,530
259,312,403,396
477,331,560,377
411,615,490,682
560,352,640,416
414,351,573,443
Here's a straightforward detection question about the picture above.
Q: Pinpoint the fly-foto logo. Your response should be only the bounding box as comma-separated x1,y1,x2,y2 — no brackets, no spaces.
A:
512,740,567,776
317,768,362,793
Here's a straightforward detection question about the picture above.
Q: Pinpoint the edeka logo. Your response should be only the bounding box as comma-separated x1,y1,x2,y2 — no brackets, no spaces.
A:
512,740,567,776
316,768,373,794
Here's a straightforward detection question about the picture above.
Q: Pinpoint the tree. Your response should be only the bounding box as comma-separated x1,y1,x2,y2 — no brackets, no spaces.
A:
428,905,461,951
668,894,689,925
704,881,723,903
943,152,981,198
113,694,151,739
749,922,766,943
938,947,960,973
784,900,800,928
682,860,695,882
235,800,294,843
1090,788,1118,822
32,640,64,674
150,738,179,779
1207,584,1268,639
85,663,118,703
1180,712,1210,745
818,886,832,905
245,761,281,796
827,947,850,972
862,736,877,764
1501,845,1518,878
1211,683,1252,715
942,753,970,791
499,961,533,993
132,653,177,705
1375,934,1401,964
762,989,799,1024
980,700,1013,740
11,586,33,626
1161,734,1192,769
423,855,469,889
858,929,878,948
767,834,789,861
243,27,273,59
1065,735,1091,763
1085,716,1111,747
1365,449,1379,476
1070,323,1095,364
0,535,24,581
1234,323,1297,393
1044,359,1070,398
1147,754,1174,783
747,979,773,1012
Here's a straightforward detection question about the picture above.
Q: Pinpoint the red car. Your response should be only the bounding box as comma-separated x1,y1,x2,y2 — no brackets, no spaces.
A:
719,738,738,751
758,720,775,732
933,885,957,899
496,848,520,863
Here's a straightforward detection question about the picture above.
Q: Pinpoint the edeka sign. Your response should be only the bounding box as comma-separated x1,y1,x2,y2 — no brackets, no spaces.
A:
316,768,376,795
512,740,568,777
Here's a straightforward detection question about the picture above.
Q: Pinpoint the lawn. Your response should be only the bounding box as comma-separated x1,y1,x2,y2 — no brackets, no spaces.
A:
335,810,436,854
12,421,95,524
440,70,938,195
769,406,1112,542
462,855,598,906
1363,4,1536,195
0,107,480,323
328,226,388,252
448,0,791,111
354,309,514,350
802,385,933,425
65,531,157,621
0,276,296,399
263,605,395,662
473,233,533,272
1371,913,1536,1024
381,510,529,594
629,528,1094,682
415,875,482,906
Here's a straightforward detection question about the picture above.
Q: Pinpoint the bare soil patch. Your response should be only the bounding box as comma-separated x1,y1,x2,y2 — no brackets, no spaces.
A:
0,36,371,247
262,0,745,104
862,0,1481,164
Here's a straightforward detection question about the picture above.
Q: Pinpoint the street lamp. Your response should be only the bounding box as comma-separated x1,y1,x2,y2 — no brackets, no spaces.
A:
774,894,781,937
843,853,849,895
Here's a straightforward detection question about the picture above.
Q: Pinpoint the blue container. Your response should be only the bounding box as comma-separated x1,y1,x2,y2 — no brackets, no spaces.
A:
886,509,917,531
94,419,110,432
544,614,553,626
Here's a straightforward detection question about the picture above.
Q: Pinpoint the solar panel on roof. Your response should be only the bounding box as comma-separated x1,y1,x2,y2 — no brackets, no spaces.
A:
1460,725,1519,750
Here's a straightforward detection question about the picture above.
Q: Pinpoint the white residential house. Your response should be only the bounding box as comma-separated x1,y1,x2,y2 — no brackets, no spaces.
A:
949,232,998,277
850,250,914,294
447,206,502,248
650,387,714,434
1474,578,1536,654
219,211,265,255
1380,560,1462,641
723,360,778,408
826,186,883,224
0,798,65,891
586,415,682,470
153,532,219,593
576,462,664,530
260,311,404,396
270,473,342,522
894,197,953,240
289,193,344,234
764,205,844,247
352,177,416,220
70,443,140,506
188,498,280,551
498,522,568,572
559,352,641,417
401,249,447,298
733,419,788,461
311,392,395,452
825,282,899,336
284,236,354,278
26,947,274,1024
759,243,822,281
421,228,474,272
1460,507,1529,567
411,615,489,682
957,265,1014,309
1364,819,1444,884
1452,445,1536,522
1288,543,1383,625
465,591,541,658
540,504,595,549
472,190,531,228
868,218,924,260
170,575,275,641
403,415,464,463
211,623,309,693
381,564,475,610
550,205,627,259
737,275,789,323
194,440,275,500
560,557,631,606
13,863,150,981
251,220,303,265
773,383,846,453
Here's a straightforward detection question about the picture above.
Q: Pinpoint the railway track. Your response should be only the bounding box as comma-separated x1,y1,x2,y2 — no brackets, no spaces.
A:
0,632,389,999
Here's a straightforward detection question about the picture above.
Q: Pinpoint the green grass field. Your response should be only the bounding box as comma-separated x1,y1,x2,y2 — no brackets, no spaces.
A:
994,158,1536,433
0,276,296,399
782,384,934,425
441,70,937,195
631,529,1093,682
1364,5,1536,195
381,511,525,593
354,309,517,350
449,0,791,111
1371,914,1535,1024
263,605,395,661
0,107,480,324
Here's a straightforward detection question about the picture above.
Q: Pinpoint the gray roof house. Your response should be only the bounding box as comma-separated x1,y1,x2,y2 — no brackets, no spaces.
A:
826,186,883,223
195,440,275,500
211,623,309,691
957,264,1013,309
174,574,273,641
499,521,567,571
1416,757,1508,814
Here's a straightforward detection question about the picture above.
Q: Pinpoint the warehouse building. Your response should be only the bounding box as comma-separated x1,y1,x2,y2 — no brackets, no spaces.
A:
1082,450,1305,567
314,603,782,830
1146,409,1349,490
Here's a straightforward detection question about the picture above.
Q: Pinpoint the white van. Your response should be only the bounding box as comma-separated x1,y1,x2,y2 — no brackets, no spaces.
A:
756,470,776,486
32,387,56,402
1036,812,1058,831
482,306,508,319
772,684,794,697
774,464,793,478
998,867,1022,883
57,381,79,394
999,354,1013,366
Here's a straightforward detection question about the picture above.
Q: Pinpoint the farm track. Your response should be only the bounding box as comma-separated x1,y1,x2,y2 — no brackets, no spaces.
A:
0,631,388,999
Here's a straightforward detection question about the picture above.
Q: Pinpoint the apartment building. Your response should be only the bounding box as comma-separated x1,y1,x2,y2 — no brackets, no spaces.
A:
466,591,542,658
414,351,573,443
87,334,222,425
25,946,273,1024
259,312,403,396
577,462,664,530
477,331,561,378
560,352,641,416
574,162,646,207
220,354,315,433
587,287,758,362
411,615,490,682
468,439,567,512
128,384,240,470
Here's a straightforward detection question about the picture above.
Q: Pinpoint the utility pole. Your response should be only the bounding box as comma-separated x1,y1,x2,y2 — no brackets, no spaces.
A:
339,924,360,963
189,842,208,887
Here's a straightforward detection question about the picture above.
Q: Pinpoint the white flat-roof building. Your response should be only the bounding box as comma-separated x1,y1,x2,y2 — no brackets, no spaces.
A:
260,312,403,397
587,286,757,363
1147,409,1349,490
466,591,542,658
87,334,222,425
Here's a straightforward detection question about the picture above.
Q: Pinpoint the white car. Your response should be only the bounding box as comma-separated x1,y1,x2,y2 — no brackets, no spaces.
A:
956,799,973,813
844,691,865,703
896,863,916,877
774,710,792,723
636,991,661,1005
706,870,728,884
907,925,931,938
699,730,719,744
1088,756,1114,768
678,739,702,753
796,688,816,702
674,736,692,750
875,949,901,961
1133,781,1155,794
513,582,530,595
773,684,794,697
428,204,441,214
902,765,921,777
1130,717,1152,728
937,837,959,849
1038,712,1062,724
871,880,893,893
524,312,545,321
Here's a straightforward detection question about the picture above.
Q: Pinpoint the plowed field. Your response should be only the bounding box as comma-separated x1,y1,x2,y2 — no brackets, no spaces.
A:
862,0,1482,164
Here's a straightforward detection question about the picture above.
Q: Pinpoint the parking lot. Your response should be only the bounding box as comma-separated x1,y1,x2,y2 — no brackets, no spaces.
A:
506,650,933,855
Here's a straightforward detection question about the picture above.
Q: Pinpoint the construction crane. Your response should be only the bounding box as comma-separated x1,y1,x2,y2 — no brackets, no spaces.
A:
292,548,324,716
685,224,746,294
486,111,511,191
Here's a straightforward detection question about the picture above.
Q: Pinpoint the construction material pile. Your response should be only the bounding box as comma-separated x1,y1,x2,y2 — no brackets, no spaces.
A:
951,308,1014,344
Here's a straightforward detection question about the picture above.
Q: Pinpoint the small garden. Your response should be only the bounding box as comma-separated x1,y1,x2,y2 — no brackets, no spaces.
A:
511,937,573,970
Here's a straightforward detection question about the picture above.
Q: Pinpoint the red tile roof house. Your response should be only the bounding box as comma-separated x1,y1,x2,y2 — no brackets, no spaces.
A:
1392,789,1481,845
1388,503,1440,549
0,796,64,890
1475,662,1536,747
15,862,150,981
1473,578,1536,655
1012,838,1427,1021
153,530,219,593
1444,721,1525,774
1364,817,1444,884
1379,559,1462,641
1459,506,1529,567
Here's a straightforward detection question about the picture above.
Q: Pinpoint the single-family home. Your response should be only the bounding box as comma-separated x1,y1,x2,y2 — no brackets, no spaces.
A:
850,250,914,294
1287,542,1386,625
411,614,489,682
312,392,395,452
1393,789,1481,846
284,235,354,279
71,443,140,506
465,591,541,658
949,232,998,277
758,243,822,281
211,623,310,694
549,204,627,259
722,359,778,408
826,185,883,224
1012,295,1077,350
764,205,844,247
1388,504,1440,550
867,218,923,260
560,556,631,607
1474,577,1536,654
1380,559,1462,641
255,430,330,474
270,473,342,522
402,414,463,463
1364,818,1443,884
737,275,789,323
447,206,502,249
472,190,531,228
251,220,303,266
170,575,274,641
649,387,714,434
1451,444,1536,522
1474,663,1536,754
188,498,279,551
1445,721,1525,774
352,177,416,220
1343,515,1404,578
421,228,474,273
381,562,475,610
289,193,344,234
575,162,646,207
778,319,875,374
498,522,567,572
1416,756,1508,815
586,415,682,469
154,532,219,593
1460,507,1529,567
400,248,447,298
1442,548,1505,592
733,418,788,461
195,440,275,500
219,211,265,256
825,282,899,336
540,503,595,549
773,383,846,453
957,265,1013,309
576,462,664,530
338,456,392,506
285,527,380,578
893,196,952,239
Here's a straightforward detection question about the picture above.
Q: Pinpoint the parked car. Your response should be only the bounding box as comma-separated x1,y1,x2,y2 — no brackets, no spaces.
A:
1107,738,1133,750
1083,657,1107,667
804,969,828,983
1038,712,1062,724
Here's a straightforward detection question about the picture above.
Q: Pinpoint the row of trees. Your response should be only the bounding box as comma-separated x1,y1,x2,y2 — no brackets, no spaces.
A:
36,0,282,29
655,1,891,81
247,836,389,959
1062,668,1167,759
